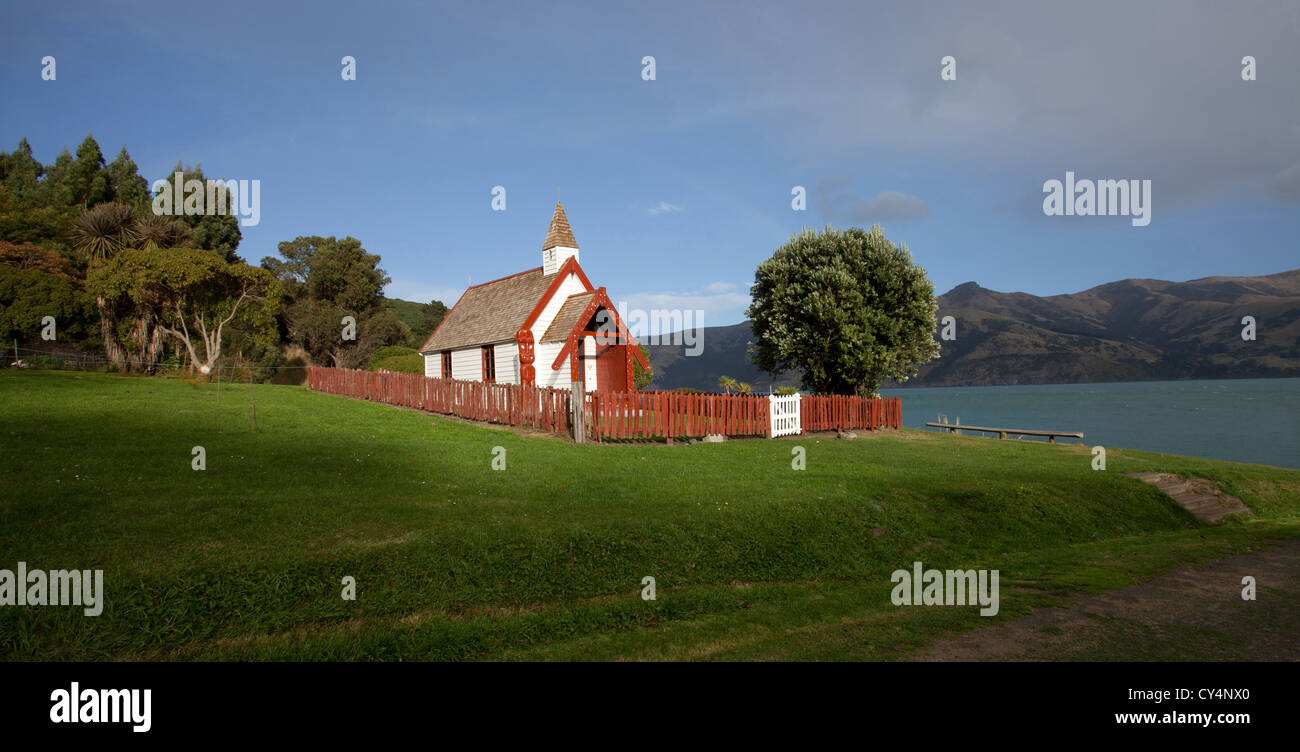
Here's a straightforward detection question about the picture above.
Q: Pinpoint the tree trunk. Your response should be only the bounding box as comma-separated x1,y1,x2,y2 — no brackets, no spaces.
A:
95,296,128,373
144,318,165,373
130,313,162,373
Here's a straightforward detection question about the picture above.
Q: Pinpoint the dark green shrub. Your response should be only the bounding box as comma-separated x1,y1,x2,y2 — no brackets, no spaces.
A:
373,353,424,374
368,346,417,370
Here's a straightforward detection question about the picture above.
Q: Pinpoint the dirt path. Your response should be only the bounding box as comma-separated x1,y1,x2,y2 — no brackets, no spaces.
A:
906,539,1300,661
1125,472,1252,523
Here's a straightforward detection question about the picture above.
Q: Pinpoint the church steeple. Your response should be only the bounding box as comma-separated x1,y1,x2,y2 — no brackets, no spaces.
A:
542,200,579,274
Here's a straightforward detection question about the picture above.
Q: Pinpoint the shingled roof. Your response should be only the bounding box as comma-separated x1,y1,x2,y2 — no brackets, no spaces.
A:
542,201,578,250
420,268,555,352
540,291,596,343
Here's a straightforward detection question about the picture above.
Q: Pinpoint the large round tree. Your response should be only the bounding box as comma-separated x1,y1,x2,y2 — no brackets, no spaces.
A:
747,224,940,396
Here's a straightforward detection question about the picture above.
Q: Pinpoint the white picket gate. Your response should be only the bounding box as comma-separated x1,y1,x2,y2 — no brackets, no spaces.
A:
769,393,801,437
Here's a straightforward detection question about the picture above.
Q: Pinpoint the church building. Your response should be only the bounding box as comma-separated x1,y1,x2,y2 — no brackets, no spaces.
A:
418,201,647,393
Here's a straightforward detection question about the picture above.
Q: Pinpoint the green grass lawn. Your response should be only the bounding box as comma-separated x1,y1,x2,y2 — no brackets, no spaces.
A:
1,370,1297,660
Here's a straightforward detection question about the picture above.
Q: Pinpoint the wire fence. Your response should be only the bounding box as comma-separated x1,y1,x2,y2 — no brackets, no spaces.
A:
5,342,313,377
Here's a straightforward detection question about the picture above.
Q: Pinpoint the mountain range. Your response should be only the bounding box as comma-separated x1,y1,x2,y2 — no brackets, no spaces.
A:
643,269,1300,390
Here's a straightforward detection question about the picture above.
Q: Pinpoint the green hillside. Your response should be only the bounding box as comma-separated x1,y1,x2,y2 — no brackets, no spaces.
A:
1,370,1296,660
381,296,448,349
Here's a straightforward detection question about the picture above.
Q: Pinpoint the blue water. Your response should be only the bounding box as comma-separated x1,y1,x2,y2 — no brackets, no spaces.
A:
878,378,1300,470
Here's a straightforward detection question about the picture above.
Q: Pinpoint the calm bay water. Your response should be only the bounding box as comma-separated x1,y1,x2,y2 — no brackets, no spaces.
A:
879,378,1300,470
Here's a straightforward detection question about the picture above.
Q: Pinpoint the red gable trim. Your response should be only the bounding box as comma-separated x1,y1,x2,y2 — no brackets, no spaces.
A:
549,288,649,370
520,256,594,334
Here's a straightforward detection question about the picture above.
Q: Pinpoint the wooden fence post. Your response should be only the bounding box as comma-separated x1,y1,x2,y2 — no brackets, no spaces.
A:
571,381,585,443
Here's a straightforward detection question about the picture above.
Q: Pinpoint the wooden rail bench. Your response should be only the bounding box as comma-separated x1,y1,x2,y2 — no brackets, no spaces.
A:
924,422,1084,443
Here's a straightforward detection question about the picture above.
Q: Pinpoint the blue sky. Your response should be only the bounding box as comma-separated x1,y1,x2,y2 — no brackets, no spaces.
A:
3,1,1297,334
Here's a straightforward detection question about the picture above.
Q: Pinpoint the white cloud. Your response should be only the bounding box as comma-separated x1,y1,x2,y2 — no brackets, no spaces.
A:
656,2,1300,209
648,201,684,216
812,178,931,223
1272,160,1300,201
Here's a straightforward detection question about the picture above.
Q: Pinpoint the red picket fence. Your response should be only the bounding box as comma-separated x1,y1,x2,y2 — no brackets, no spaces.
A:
307,367,571,434
308,368,902,441
586,390,772,441
801,394,901,432
586,390,900,440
